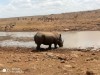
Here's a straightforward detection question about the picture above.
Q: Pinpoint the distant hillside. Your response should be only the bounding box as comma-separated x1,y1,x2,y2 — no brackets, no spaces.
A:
0,9,100,31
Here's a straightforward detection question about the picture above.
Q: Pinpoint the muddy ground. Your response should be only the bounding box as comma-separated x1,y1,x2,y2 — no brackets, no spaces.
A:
0,47,100,75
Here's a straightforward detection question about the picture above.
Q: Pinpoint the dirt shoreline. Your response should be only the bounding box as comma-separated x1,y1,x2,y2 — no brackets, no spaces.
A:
0,47,100,75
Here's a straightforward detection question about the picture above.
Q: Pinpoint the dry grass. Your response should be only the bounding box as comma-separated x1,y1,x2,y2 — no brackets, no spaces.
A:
0,9,100,31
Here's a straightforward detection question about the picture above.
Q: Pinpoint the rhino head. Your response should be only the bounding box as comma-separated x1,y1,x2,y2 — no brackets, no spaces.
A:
57,34,63,47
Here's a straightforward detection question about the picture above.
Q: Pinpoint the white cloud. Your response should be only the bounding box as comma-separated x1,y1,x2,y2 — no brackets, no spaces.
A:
10,0,33,8
0,0,100,18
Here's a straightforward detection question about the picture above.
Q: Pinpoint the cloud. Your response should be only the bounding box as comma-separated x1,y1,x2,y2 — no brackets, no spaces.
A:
10,0,33,8
0,0,100,18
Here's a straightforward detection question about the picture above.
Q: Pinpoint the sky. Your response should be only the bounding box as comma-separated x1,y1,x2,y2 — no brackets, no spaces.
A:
0,0,100,18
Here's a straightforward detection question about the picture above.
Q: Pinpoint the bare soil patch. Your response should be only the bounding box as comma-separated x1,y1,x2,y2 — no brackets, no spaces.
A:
0,47,100,75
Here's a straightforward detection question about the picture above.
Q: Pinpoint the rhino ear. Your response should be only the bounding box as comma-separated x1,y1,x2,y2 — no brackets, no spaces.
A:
60,34,61,38
59,34,61,39
60,34,61,37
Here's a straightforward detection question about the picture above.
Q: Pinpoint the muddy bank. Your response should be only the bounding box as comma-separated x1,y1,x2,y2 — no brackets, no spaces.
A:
0,47,100,75
0,47,97,53
0,25,100,32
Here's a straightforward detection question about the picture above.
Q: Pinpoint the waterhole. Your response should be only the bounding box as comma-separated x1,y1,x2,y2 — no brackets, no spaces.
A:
0,31,100,49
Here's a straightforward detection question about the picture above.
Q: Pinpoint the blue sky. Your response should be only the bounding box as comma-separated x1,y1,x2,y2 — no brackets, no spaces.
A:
0,0,9,5
0,0,100,18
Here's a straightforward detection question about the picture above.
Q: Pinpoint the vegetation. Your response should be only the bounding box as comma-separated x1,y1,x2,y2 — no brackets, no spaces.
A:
0,9,100,31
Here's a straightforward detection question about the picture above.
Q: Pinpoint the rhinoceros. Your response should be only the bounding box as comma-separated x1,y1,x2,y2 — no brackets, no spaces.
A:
34,32,63,50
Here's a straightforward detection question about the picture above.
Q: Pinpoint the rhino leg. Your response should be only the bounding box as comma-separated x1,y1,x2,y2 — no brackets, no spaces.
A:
48,44,52,49
36,44,41,50
54,44,57,49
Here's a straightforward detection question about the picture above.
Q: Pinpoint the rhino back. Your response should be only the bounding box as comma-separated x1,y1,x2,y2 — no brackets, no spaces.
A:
34,32,59,45
34,32,44,44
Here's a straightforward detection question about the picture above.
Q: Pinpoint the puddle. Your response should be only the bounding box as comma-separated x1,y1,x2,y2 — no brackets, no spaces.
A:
0,31,100,49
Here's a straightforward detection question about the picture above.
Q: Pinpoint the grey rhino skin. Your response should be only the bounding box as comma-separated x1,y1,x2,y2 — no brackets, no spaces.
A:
34,32,63,50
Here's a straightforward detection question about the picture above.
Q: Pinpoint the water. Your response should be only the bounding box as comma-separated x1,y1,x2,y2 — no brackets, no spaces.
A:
62,31,100,49
0,31,100,49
